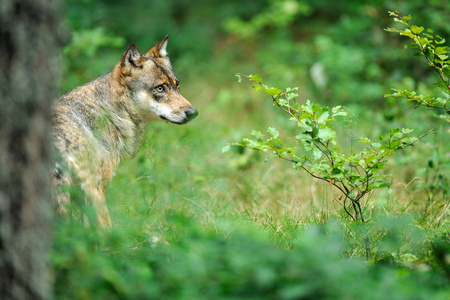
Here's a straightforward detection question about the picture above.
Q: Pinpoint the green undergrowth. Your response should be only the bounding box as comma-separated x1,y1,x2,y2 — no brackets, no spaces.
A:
51,62,449,300
52,213,449,300
53,2,449,298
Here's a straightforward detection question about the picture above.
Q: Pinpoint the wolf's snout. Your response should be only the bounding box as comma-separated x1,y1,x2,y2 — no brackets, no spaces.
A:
185,107,198,122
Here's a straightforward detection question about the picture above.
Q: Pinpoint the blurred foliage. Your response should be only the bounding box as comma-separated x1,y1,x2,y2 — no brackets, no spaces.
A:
60,0,450,133
52,215,449,299
53,0,449,298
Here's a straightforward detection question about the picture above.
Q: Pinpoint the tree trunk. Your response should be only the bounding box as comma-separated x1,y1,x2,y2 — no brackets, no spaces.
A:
0,1,64,299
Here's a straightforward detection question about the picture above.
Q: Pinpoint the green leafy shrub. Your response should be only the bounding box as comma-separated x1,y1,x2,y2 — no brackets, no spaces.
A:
225,74,430,226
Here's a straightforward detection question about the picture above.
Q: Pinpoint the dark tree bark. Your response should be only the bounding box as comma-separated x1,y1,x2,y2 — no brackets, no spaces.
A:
0,0,65,299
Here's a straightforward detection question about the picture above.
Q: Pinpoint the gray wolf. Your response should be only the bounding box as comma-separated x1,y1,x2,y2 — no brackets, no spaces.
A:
52,36,198,227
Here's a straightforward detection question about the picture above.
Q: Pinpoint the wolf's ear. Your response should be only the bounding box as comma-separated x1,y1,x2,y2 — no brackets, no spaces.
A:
145,35,169,58
120,44,144,73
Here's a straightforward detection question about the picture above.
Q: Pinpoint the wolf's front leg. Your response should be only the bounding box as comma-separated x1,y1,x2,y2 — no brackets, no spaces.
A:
90,188,112,227
80,177,112,227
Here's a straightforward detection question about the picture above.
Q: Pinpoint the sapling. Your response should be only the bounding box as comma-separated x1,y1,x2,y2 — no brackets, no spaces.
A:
224,74,431,259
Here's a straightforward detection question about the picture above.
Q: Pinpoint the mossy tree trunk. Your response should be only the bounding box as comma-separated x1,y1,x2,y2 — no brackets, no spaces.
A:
0,0,65,299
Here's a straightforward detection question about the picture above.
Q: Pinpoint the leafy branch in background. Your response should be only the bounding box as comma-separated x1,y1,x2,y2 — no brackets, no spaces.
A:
61,27,125,92
223,0,310,39
64,27,125,58
385,10,450,120
225,74,431,226
385,11,449,221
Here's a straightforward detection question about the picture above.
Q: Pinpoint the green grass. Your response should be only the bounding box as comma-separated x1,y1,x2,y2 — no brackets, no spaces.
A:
52,77,449,299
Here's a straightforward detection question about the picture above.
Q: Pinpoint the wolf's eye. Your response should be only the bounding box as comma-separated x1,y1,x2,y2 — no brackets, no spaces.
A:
154,85,165,93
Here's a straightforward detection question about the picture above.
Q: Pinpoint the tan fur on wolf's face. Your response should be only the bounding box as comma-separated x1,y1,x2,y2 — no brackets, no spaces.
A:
120,36,198,125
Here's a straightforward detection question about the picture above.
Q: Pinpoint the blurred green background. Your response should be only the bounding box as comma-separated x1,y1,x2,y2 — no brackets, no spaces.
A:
53,0,449,298
59,0,449,220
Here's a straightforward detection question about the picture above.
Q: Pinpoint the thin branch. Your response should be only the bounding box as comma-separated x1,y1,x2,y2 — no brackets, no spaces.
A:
317,140,334,165
343,196,356,221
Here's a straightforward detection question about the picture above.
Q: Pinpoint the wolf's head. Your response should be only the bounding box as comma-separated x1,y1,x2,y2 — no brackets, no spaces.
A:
116,36,198,125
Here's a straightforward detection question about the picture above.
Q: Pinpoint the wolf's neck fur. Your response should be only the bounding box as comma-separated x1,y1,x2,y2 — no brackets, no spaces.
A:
93,72,146,158
55,72,146,160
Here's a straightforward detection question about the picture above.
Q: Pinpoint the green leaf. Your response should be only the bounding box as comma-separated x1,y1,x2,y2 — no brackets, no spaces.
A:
252,85,262,92
278,98,288,106
265,87,282,96
222,145,231,153
371,163,386,172
292,161,304,170
317,127,335,141
333,111,347,117
403,15,412,21
410,25,424,35
286,92,299,100
298,119,313,132
250,74,263,83
331,105,347,117
371,181,392,189
394,18,409,26
243,138,260,148
401,128,414,134
390,128,400,134
317,111,330,124
303,100,314,114
331,168,342,174
358,137,371,144
312,148,322,160
435,46,449,55
371,142,381,150
358,159,367,168
267,127,279,138
400,30,416,39
277,148,294,158
251,130,264,138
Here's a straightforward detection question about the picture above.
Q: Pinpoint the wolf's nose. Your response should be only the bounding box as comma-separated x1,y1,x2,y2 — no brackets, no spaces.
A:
185,107,198,121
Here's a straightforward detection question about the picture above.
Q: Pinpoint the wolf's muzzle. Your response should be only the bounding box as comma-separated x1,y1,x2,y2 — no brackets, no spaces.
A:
185,107,198,122
161,107,198,124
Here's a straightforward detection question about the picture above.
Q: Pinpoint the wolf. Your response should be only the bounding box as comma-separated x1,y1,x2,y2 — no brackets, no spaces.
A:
52,36,198,227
